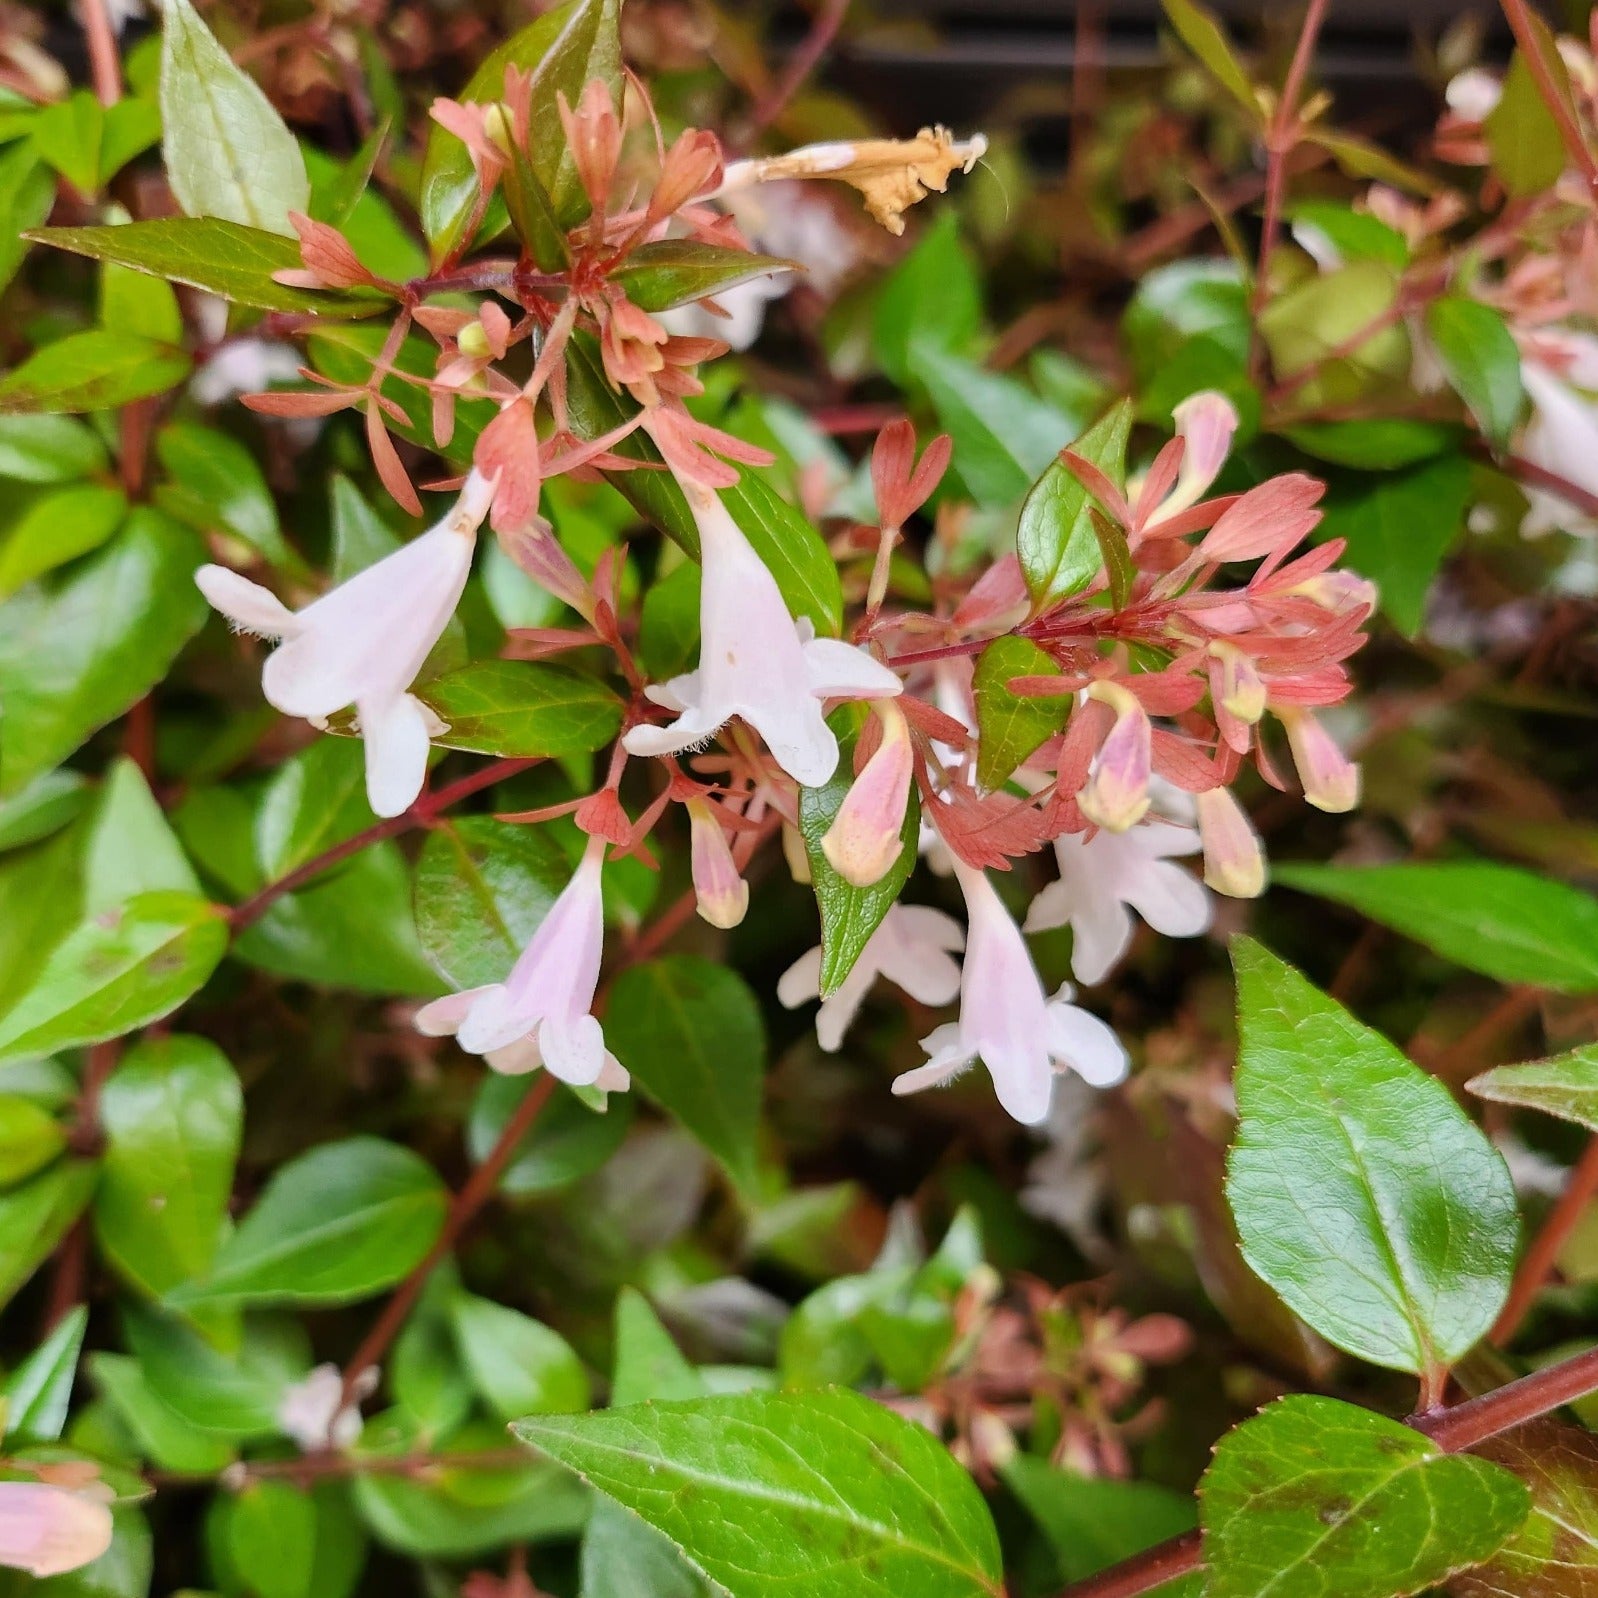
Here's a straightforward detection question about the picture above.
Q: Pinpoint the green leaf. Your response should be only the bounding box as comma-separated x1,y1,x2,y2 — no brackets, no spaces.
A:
611,1287,706,1406
1453,1418,1598,1598
94,1034,242,1298
418,0,620,254
254,738,374,883
799,714,922,997
155,419,292,566
414,661,623,759
1283,417,1460,470
1227,938,1519,1373
1004,1456,1196,1586
604,956,764,1192
3,1305,87,1443
0,144,54,301
1259,261,1409,409
0,415,108,483
159,0,309,235
90,1350,237,1472
1161,0,1261,118
31,217,377,315
467,1075,632,1198
1200,1395,1530,1598
223,1481,317,1598
973,636,1070,788
613,240,795,313
0,770,88,853
1017,400,1132,608
99,258,183,347
168,1137,448,1309
1274,861,1598,993
0,826,84,1014
0,892,227,1065
1486,50,1567,199
84,756,200,914
449,1290,590,1420
1305,130,1437,196
0,1094,67,1186
414,816,568,989
1122,260,1249,386
515,1388,1005,1598
1426,296,1524,451
1469,1043,1598,1132
1314,454,1469,637
914,345,1076,508
872,211,983,388
0,1161,97,1312
1287,201,1410,271
0,330,191,415
581,1497,710,1598
0,483,126,599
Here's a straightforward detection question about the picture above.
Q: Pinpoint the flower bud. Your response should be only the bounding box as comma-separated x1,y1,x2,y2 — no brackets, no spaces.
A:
458,320,493,360
821,700,913,887
483,103,516,157
687,798,749,929
1278,707,1360,813
1196,786,1266,898
1079,682,1151,833
1208,641,1266,724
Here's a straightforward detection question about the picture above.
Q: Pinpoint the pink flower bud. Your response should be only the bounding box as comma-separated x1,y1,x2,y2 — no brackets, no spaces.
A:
1278,707,1360,813
1146,391,1238,526
821,700,914,887
1196,786,1266,898
687,798,749,928
1079,682,1151,833
1208,641,1266,724
0,1482,114,1578
558,79,622,211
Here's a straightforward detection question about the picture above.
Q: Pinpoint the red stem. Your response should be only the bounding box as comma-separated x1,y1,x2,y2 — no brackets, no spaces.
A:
1492,1135,1598,1345
1499,0,1598,194
80,0,122,105
741,0,851,145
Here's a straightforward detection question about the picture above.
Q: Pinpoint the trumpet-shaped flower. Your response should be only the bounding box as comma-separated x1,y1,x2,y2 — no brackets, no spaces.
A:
414,837,629,1091
0,1483,113,1578
894,858,1128,1125
622,476,901,786
687,798,749,929
778,902,964,1052
1024,822,1211,985
196,472,494,818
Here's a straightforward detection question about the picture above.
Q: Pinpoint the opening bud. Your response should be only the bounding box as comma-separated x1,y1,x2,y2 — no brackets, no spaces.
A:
1278,707,1360,813
687,798,749,929
1079,682,1151,833
1196,785,1266,898
821,699,914,887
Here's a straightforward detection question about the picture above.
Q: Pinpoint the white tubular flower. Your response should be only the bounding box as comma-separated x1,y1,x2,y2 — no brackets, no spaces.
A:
0,1483,113,1578
1518,334,1598,536
622,475,901,786
196,471,494,818
414,837,629,1091
778,902,964,1052
1024,822,1212,986
893,857,1128,1126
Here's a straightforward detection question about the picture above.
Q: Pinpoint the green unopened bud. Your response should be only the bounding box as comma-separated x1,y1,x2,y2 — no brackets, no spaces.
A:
483,104,515,157
458,320,492,359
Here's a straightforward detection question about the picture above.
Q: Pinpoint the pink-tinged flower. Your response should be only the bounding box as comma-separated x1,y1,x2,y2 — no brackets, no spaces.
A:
1517,331,1598,535
893,858,1128,1125
414,837,629,1090
1024,822,1211,985
1195,786,1266,898
622,476,901,786
0,1482,113,1578
1078,682,1151,833
196,472,493,819
778,902,963,1052
1278,706,1360,813
821,700,913,887
277,1363,377,1451
1144,392,1238,529
688,798,749,928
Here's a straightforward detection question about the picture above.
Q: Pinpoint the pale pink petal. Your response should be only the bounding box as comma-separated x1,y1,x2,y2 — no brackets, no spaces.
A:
414,986,495,1036
359,692,433,818
196,565,299,639
0,1484,114,1578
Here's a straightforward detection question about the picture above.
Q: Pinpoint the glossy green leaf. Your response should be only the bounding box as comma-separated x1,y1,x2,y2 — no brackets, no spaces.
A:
223,1481,317,1598
0,143,54,300
515,1388,1005,1598
1274,861,1598,993
0,1161,97,1311
414,816,567,989
0,826,84,1014
254,737,375,883
1161,0,1260,118
798,714,922,997
94,1034,243,1297
0,1095,66,1186
0,415,108,484
1259,261,1409,409
1485,50,1566,199
90,1350,236,1472
1017,400,1132,608
1283,417,1458,469
0,770,88,853
3,1305,87,1443
415,661,622,759
169,1137,447,1309
915,344,1077,508
605,956,764,1192
1287,201,1410,271
155,419,292,566
1426,296,1524,451
99,257,183,347
973,636,1070,787
449,1290,590,1420
872,210,982,387
581,1497,710,1598
466,1075,632,1198
32,91,159,194
0,483,126,599
159,0,309,234
0,330,191,415
1201,1395,1529,1598
0,891,228,1065
1227,938,1518,1373
612,240,795,313
1314,454,1469,636
1470,1043,1598,1132
32,218,378,315
84,757,199,914
611,1287,706,1407
1122,260,1249,386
